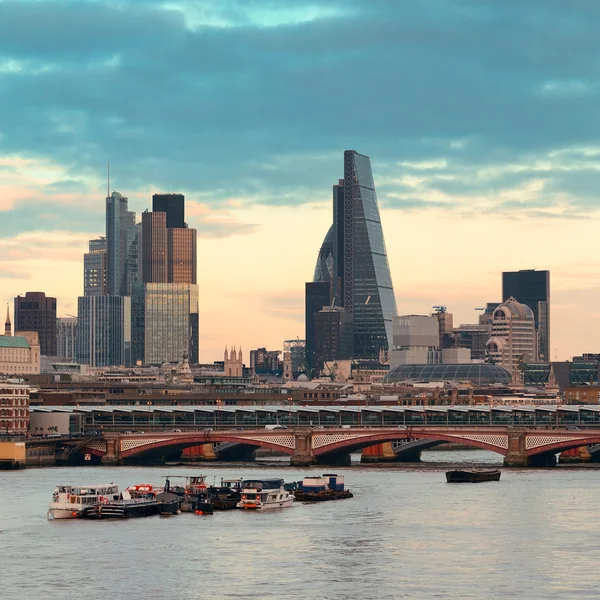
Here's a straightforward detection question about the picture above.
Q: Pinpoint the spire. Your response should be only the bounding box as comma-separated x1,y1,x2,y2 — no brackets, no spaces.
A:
231,345,236,361
224,346,228,361
4,303,11,336
238,347,242,362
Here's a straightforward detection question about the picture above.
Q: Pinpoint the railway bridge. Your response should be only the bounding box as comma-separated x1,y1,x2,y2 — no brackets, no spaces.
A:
78,426,600,467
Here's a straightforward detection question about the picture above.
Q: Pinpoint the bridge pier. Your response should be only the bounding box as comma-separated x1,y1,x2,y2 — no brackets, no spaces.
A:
290,429,316,466
503,433,557,467
101,436,121,466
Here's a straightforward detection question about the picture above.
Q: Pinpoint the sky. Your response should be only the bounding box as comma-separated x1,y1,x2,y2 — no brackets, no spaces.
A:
1,0,600,362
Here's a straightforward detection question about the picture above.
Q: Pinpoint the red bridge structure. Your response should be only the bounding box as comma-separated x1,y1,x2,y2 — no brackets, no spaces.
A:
79,426,600,467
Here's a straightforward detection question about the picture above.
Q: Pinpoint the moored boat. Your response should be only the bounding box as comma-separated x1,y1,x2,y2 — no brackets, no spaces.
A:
445,469,501,483
207,478,243,510
237,479,294,510
48,484,120,519
294,474,353,502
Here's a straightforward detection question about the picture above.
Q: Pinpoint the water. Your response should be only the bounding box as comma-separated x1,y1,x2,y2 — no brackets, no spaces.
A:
2,451,600,600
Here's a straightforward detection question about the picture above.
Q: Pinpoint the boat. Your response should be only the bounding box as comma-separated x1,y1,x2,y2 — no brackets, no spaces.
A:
207,478,243,510
48,484,120,519
81,497,161,519
294,474,353,502
237,479,294,510
166,475,214,514
445,469,501,483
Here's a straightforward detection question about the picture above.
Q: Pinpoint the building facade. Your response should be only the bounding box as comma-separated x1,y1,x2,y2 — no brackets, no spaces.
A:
390,315,440,367
143,283,199,365
83,237,107,296
14,292,57,356
305,281,331,372
313,308,353,372
502,269,550,362
0,379,30,435
56,317,78,360
0,332,41,375
152,193,185,229
106,191,137,296
486,297,536,377
168,227,197,284
76,295,131,367
224,347,243,377
249,348,281,374
310,150,398,360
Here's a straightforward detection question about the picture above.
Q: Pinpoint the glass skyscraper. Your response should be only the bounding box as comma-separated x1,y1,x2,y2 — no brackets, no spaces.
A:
144,283,199,364
310,150,398,360
502,269,550,362
76,295,131,367
106,191,137,296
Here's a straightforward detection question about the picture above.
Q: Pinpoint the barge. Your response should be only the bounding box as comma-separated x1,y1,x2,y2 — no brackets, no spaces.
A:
446,469,501,483
48,484,120,519
294,474,353,502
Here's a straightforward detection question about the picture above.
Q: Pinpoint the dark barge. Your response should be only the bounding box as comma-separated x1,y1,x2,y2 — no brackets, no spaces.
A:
294,474,353,502
445,469,501,483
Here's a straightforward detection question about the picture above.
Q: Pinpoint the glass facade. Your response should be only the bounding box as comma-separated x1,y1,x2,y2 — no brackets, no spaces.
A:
83,237,107,296
14,292,57,356
106,192,137,296
76,295,131,367
56,317,78,360
152,193,185,229
311,150,397,361
384,363,512,386
502,270,550,362
144,283,199,364
168,228,197,284
142,211,168,283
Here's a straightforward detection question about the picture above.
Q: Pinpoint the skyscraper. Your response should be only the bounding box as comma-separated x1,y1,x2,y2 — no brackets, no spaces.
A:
83,237,107,296
305,282,330,372
137,195,199,364
14,292,57,356
76,295,131,367
56,317,78,360
152,193,185,229
502,269,550,361
106,191,137,296
309,150,397,361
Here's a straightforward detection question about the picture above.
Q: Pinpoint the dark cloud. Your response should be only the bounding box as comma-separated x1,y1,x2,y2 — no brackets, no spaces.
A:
0,0,600,217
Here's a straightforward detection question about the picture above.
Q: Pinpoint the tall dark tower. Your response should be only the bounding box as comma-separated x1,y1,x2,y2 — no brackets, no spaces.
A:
14,292,57,355
502,269,550,361
310,150,397,361
152,194,185,229
4,304,11,336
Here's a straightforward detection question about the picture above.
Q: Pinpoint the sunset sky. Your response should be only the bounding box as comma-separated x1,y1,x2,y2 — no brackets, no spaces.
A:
1,0,600,362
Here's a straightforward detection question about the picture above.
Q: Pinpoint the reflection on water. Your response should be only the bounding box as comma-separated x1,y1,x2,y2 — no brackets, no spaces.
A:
1,451,600,599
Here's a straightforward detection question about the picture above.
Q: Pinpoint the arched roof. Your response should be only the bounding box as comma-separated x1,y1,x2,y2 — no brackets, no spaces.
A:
313,225,334,283
493,297,534,321
383,363,512,386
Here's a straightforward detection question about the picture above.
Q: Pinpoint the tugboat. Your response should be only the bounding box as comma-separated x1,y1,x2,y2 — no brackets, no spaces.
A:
48,484,120,519
168,475,214,514
237,479,294,510
446,468,501,483
294,474,353,502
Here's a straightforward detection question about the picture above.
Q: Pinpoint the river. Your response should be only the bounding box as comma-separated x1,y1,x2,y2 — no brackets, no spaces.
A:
1,450,599,600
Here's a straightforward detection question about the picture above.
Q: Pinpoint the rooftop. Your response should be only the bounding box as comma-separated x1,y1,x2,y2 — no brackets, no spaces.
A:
0,336,30,349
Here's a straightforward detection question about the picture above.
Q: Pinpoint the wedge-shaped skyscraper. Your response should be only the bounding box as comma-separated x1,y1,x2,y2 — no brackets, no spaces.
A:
309,150,397,361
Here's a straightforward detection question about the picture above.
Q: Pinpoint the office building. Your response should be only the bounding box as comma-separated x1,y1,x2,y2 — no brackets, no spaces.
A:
310,150,398,360
249,348,281,374
56,317,78,360
168,227,197,284
141,211,168,283
106,191,137,296
502,269,550,361
313,308,353,372
486,297,536,377
14,292,57,356
152,193,185,229
453,323,491,361
0,379,30,435
305,281,331,372
390,315,441,367
144,283,199,365
76,295,131,367
83,237,107,296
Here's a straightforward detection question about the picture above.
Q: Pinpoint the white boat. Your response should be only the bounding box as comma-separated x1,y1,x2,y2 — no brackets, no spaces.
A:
48,484,120,519
236,479,294,511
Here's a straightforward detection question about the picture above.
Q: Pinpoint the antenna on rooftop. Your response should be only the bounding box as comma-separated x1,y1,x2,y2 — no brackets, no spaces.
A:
107,161,110,197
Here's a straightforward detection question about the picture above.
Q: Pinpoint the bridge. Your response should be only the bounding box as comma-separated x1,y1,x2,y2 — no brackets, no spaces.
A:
77,425,600,467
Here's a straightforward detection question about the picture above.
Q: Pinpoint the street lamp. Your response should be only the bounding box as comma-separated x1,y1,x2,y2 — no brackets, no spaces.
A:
216,399,221,429
288,396,293,427
147,401,152,430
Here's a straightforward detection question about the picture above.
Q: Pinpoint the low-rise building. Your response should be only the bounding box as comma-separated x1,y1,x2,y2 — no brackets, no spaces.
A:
0,332,41,375
0,378,30,435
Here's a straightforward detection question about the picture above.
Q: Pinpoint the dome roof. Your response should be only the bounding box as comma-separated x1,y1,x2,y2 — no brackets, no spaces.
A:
297,373,310,382
493,297,534,321
383,363,512,386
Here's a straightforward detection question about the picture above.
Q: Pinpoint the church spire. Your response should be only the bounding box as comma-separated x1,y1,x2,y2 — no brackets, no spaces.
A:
4,304,11,336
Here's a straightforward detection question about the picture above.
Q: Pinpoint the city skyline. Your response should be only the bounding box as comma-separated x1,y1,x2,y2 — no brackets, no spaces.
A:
1,1,600,362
